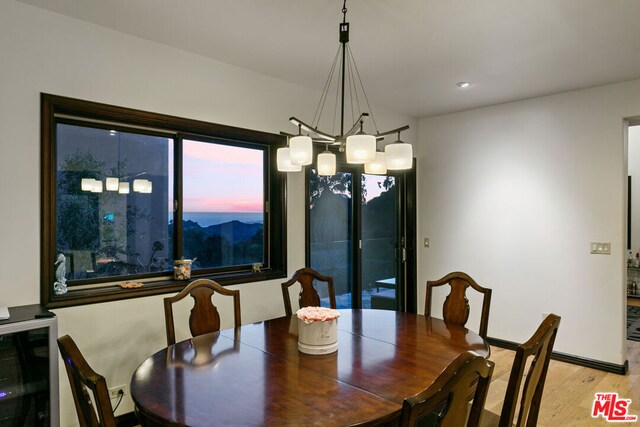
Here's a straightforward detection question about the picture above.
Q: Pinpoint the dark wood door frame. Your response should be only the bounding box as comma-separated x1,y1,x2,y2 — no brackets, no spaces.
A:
304,158,417,312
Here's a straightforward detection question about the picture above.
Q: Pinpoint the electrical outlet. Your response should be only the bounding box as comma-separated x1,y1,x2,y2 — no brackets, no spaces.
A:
108,385,127,399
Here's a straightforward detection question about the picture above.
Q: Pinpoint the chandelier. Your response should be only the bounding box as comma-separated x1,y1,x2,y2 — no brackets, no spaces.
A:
80,130,152,194
277,0,412,176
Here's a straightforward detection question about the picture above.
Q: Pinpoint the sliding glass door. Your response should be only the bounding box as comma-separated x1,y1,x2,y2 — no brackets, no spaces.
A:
361,174,401,310
307,165,415,311
308,171,354,308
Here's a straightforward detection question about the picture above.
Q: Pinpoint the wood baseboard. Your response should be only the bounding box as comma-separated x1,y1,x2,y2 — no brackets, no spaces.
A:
487,337,629,375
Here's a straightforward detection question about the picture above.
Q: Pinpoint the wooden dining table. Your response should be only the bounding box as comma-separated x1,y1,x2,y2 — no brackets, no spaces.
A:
130,309,489,426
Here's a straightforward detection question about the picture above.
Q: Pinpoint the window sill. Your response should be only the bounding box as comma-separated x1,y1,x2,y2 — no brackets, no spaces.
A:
44,269,286,309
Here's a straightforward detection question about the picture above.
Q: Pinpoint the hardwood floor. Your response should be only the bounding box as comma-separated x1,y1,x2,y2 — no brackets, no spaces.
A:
486,340,640,426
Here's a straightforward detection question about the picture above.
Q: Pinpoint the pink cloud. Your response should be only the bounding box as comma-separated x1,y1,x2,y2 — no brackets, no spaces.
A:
183,197,263,212
183,140,263,166
181,139,265,212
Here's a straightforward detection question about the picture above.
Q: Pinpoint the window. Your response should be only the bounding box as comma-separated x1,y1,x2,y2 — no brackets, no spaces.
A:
42,94,286,308
56,124,174,281
181,137,265,272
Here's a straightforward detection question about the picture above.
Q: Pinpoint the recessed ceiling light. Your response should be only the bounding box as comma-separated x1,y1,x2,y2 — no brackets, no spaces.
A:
456,82,471,88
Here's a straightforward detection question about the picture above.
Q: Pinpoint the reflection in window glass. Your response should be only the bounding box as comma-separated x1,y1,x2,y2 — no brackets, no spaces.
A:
56,124,173,281
362,174,397,310
182,139,264,270
308,170,353,308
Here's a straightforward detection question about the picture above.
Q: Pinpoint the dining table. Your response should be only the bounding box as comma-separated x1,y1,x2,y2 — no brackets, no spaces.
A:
130,309,489,426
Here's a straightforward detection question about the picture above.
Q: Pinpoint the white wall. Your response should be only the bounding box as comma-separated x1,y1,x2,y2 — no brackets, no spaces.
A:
628,126,640,254
417,80,640,366
8,0,636,421
0,2,417,425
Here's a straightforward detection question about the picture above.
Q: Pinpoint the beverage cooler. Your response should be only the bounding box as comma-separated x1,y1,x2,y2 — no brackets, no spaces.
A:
0,305,58,426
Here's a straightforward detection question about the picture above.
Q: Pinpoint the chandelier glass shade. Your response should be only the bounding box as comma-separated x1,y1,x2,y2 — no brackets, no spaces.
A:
364,151,387,175
81,178,101,193
346,133,376,164
289,135,313,166
278,0,411,175
385,139,413,170
118,181,130,194
133,179,152,194
105,177,119,191
317,151,337,176
276,147,302,172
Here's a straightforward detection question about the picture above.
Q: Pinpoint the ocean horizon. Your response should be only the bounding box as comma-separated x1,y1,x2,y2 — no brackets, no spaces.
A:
183,212,263,227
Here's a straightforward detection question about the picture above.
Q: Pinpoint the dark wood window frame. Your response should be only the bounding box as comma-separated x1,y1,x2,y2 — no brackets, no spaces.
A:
41,94,287,308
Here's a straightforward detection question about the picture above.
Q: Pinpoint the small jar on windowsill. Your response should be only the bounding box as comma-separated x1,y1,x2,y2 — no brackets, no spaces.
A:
173,259,192,281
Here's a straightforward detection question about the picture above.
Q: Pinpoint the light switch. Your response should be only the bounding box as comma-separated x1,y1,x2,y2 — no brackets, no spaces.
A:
424,237,430,248
590,241,611,255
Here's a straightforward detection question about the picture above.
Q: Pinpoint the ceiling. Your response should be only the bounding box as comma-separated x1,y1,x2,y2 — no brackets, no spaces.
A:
18,0,640,118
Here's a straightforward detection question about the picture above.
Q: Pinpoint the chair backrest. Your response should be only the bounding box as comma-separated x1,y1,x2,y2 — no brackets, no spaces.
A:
281,267,337,316
164,279,241,346
57,335,116,427
425,272,492,338
399,351,494,427
499,314,561,427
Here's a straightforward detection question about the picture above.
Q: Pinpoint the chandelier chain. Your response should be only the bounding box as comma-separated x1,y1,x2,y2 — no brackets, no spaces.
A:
332,57,341,136
348,44,380,135
346,48,360,128
313,45,342,130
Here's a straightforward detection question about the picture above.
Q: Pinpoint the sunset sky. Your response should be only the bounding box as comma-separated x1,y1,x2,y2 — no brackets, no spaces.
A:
182,139,264,213
176,138,390,212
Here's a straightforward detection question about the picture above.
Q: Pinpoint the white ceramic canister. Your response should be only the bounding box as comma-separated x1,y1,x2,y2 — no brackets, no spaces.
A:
297,317,338,355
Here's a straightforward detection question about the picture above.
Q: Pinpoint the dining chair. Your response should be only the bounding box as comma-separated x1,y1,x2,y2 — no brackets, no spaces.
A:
479,313,561,427
281,267,337,316
57,335,117,427
426,271,492,339
164,279,241,346
399,351,495,427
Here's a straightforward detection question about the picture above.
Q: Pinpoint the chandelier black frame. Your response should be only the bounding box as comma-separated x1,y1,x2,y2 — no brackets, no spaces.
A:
277,0,412,175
